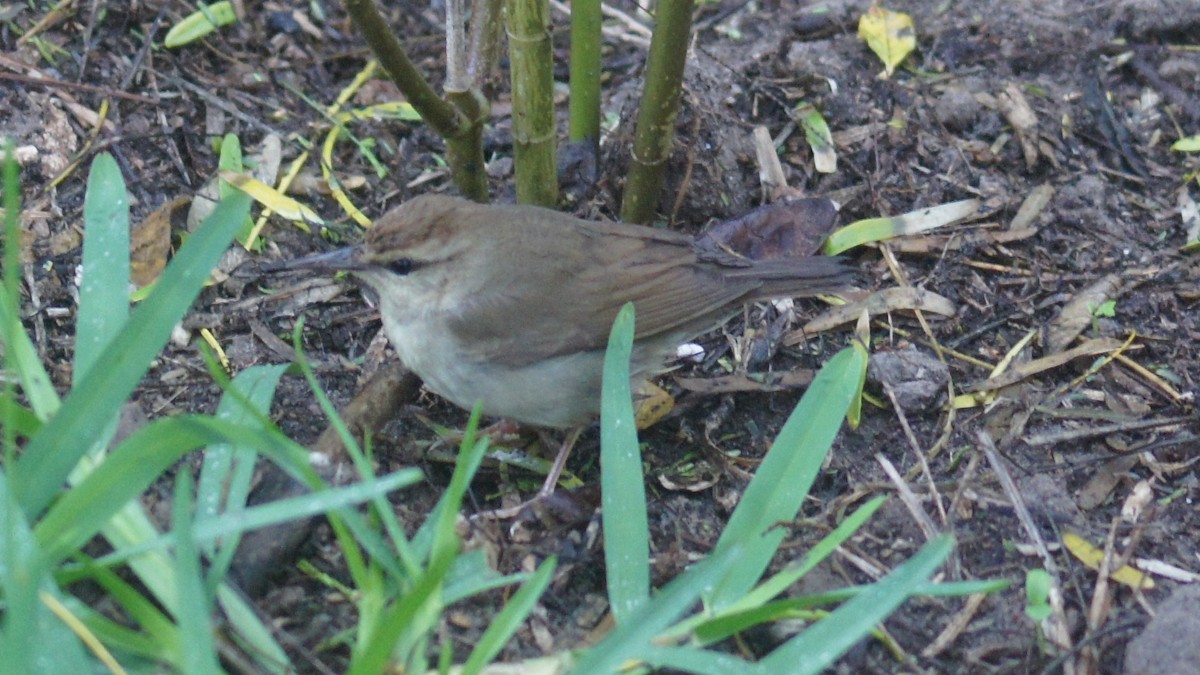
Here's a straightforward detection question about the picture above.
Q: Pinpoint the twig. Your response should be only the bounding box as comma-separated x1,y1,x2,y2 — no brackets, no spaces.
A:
884,384,949,529
922,592,987,658
0,71,157,104
876,452,940,542
1024,416,1192,447
979,431,1076,674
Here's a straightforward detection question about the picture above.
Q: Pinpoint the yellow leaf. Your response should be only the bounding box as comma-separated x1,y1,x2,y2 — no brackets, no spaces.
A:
199,328,230,372
857,7,916,78
337,101,423,124
1062,532,1154,590
219,170,321,231
634,380,674,429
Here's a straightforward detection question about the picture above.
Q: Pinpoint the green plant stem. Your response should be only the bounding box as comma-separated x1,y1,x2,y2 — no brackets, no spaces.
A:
505,0,558,206
619,0,695,224
3,141,20,468
568,0,601,149
443,88,491,200
343,0,489,202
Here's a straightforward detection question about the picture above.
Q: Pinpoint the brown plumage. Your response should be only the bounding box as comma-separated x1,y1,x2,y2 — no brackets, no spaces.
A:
286,194,850,428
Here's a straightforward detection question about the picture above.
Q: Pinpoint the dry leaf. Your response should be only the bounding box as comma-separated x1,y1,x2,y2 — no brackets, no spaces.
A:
997,82,1040,170
220,170,322,228
696,197,840,260
964,337,1125,393
798,287,957,336
1076,454,1138,510
1062,531,1154,590
633,380,674,429
1009,183,1055,230
1120,480,1153,523
131,197,187,287
675,369,816,394
1046,274,1120,354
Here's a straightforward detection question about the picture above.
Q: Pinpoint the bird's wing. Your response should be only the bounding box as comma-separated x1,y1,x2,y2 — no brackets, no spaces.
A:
446,219,760,368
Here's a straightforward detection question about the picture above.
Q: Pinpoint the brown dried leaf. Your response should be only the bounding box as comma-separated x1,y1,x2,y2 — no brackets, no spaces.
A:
132,197,188,287
797,287,957,337
997,82,1040,170
696,198,839,261
675,368,816,394
1010,184,1055,230
885,226,1036,254
964,337,1126,393
1076,454,1138,510
1046,274,1121,354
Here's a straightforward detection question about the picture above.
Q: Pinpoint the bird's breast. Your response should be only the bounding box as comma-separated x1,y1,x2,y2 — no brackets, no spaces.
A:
379,312,605,428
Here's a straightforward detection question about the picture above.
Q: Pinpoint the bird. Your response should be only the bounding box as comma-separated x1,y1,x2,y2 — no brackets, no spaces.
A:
282,194,850,507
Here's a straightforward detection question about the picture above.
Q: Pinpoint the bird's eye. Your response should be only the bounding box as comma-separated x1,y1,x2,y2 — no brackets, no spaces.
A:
385,258,415,275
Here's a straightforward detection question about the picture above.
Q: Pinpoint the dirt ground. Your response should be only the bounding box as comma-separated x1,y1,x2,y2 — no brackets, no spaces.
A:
5,0,1200,672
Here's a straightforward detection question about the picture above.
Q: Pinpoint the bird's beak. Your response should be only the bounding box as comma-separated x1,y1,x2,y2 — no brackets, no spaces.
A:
274,245,369,273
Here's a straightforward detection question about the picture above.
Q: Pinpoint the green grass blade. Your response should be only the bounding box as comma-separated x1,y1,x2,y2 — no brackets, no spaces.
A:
352,407,490,670
1,144,58,424
574,543,743,674
0,469,92,671
0,467,40,670
442,549,527,605
290,323,418,582
73,602,172,662
171,472,220,674
76,152,130,383
163,0,238,47
698,575,1009,640
216,584,292,673
683,495,887,644
0,401,41,438
600,302,649,621
75,558,179,660
12,192,251,519
94,468,421,566
461,556,556,675
32,414,308,566
706,345,867,611
641,645,750,674
424,405,488,571
758,534,955,674
348,545,457,675
2,141,21,468
198,363,290,580
198,364,289,523
737,495,886,610
0,287,59,421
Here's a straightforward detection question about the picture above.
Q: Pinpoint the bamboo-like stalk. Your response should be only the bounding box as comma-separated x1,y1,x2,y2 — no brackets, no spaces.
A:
505,0,559,206
446,0,469,89
619,0,694,224
568,0,601,150
343,0,489,202
467,0,504,85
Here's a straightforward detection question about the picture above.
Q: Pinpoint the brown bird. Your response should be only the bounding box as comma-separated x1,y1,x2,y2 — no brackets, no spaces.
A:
285,194,850,504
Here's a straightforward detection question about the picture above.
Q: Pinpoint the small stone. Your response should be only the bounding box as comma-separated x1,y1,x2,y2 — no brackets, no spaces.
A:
1125,584,1200,675
868,346,950,411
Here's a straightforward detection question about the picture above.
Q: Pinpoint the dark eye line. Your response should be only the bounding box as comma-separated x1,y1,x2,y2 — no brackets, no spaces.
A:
385,258,418,275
